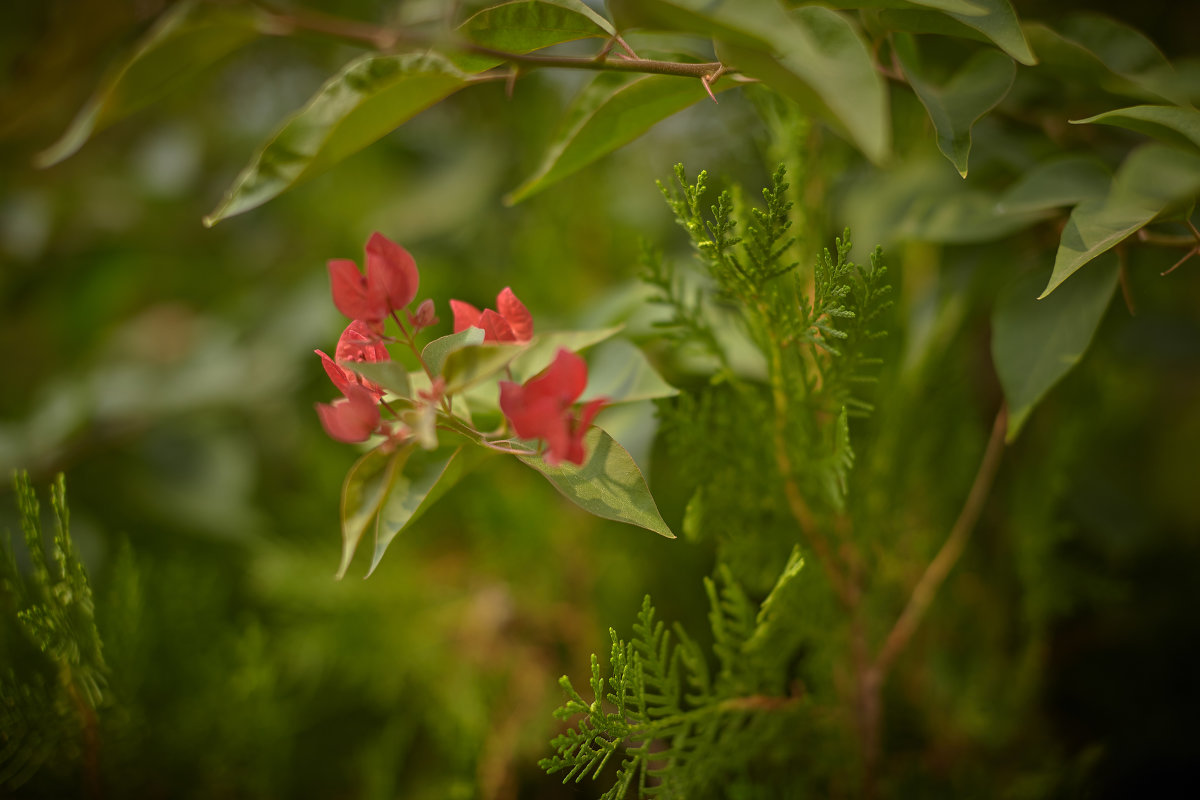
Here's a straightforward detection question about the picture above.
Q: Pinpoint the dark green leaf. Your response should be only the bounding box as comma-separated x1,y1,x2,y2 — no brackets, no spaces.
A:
894,34,1015,176
874,0,1036,65
518,427,674,538
451,0,615,72
993,254,1118,440
1041,144,1200,297
1072,105,1200,153
422,327,487,375
995,156,1110,215
37,0,267,167
506,72,732,204
204,52,471,225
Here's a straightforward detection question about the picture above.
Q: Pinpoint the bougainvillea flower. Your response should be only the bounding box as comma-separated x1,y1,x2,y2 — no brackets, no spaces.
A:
316,384,382,444
450,287,533,343
328,232,419,329
499,348,605,465
315,320,391,399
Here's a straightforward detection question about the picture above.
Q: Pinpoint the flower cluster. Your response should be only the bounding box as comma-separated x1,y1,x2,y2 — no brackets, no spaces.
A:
314,233,604,466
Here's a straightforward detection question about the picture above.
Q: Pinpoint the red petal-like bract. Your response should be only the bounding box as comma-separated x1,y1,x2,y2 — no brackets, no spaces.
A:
477,309,517,343
496,287,533,342
450,299,483,333
315,320,390,399
365,232,419,313
328,258,380,323
499,348,603,465
449,288,533,343
316,384,381,443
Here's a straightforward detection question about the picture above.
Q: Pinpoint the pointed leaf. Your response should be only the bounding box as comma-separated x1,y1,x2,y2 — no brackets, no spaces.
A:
37,0,267,167
1072,105,1200,154
344,360,413,399
518,427,674,538
993,254,1118,441
338,446,407,580
894,34,1015,176
875,0,1036,65
205,52,471,225
995,156,1111,215
422,326,487,375
1041,144,1200,297
452,0,615,72
509,326,623,380
442,342,527,393
810,1,985,13
367,441,493,575
577,340,678,405
506,71,732,204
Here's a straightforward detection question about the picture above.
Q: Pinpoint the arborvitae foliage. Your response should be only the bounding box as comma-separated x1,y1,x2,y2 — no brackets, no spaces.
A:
1,472,106,793
540,550,806,799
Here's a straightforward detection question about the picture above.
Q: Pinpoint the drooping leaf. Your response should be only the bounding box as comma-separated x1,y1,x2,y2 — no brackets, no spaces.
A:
518,427,674,538
36,0,268,167
367,440,493,576
874,0,1036,65
338,446,407,579
993,254,1119,441
1041,144,1200,297
577,339,678,404
421,326,487,375
506,71,732,204
1072,105,1200,153
893,34,1015,176
995,156,1111,215
451,0,615,72
204,52,471,225
344,360,413,399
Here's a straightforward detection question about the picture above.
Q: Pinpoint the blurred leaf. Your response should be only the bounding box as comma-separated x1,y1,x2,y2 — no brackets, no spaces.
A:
606,0,775,47
995,156,1111,215
1041,144,1200,297
338,446,404,580
993,253,1118,441
36,0,267,167
442,342,526,393
518,427,674,538
345,360,413,399
873,0,1034,65
506,72,732,204
716,7,889,164
1072,105,1200,153
422,327,486,375
509,326,623,380
809,1,986,13
205,52,471,225
894,34,1014,176
367,440,492,576
578,339,678,404
451,0,615,72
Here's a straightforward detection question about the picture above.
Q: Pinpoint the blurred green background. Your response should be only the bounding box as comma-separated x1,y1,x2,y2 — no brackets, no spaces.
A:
3,1,1200,798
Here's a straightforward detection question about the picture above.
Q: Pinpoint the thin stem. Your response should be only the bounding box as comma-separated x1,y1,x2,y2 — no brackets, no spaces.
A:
874,405,1008,676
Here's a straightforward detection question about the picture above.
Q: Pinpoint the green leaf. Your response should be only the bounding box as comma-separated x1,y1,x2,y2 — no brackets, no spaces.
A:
338,446,406,580
606,0,777,47
810,0,986,13
577,339,678,404
995,156,1111,215
204,52,471,226
367,440,492,576
442,342,527,393
1072,105,1200,154
509,326,623,380
506,72,732,204
344,360,413,399
894,34,1015,176
518,427,674,538
421,326,487,375
874,0,1036,66
37,1,267,167
451,0,615,72
716,7,890,164
1041,144,1200,297
993,254,1118,441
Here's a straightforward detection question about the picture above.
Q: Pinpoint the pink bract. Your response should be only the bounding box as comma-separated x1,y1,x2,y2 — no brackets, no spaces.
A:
328,232,419,330
450,287,533,343
315,320,390,399
499,348,605,466
316,384,382,444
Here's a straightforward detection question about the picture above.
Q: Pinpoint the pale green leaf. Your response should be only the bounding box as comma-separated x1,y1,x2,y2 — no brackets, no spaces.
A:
506,72,732,204
442,342,527,393
993,254,1118,441
518,427,674,538
1041,144,1200,297
1072,105,1200,154
344,360,413,399
37,0,267,167
806,0,986,13
577,339,678,404
994,156,1110,215
894,34,1015,176
509,326,623,380
875,0,1036,65
204,52,471,225
422,326,487,375
338,446,407,580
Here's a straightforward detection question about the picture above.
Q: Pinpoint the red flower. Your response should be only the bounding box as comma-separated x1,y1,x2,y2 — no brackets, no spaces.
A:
316,384,382,443
315,320,390,399
499,348,605,466
328,232,419,330
450,287,533,343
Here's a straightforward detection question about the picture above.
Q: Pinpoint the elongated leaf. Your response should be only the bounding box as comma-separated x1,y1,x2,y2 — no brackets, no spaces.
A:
344,360,413,399
338,446,407,579
451,0,615,72
993,254,1118,441
368,440,492,575
810,0,985,13
995,156,1110,215
442,342,527,393
1072,105,1200,153
421,326,486,375
518,427,674,538
506,72,731,203
577,339,678,404
1041,144,1200,297
37,0,268,167
875,0,1036,65
894,34,1014,176
606,0,776,47
205,52,471,226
